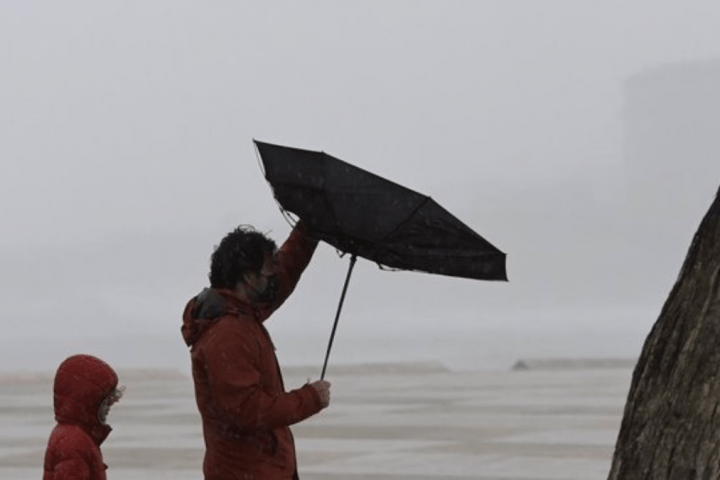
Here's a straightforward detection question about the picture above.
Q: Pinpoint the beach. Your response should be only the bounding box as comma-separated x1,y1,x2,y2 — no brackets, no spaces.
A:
1,360,632,480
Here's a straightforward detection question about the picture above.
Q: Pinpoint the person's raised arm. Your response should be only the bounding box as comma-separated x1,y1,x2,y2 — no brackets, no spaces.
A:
266,220,320,312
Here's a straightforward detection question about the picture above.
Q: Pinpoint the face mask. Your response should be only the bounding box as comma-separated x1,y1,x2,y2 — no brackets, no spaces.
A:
255,274,279,304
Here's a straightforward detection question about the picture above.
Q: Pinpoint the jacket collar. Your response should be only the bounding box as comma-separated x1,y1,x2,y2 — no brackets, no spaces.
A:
182,288,265,346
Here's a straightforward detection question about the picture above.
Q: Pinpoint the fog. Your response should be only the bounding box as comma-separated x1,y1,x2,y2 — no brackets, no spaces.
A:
2,1,720,373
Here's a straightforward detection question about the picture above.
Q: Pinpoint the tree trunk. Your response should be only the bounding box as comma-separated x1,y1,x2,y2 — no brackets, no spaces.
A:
608,186,720,480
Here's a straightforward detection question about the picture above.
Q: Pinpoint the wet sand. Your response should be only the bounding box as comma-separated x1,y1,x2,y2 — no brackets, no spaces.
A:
1,361,632,479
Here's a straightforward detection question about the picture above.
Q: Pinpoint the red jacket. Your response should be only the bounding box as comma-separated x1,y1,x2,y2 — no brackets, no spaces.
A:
182,224,323,480
43,355,119,480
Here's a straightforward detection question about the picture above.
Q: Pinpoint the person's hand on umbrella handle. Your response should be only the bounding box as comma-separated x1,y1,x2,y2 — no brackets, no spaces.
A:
309,379,331,408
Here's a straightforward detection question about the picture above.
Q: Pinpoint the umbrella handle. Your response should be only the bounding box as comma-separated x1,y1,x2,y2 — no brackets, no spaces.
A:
320,254,357,380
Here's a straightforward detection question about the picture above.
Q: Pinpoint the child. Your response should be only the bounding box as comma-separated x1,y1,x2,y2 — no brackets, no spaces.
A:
43,354,124,480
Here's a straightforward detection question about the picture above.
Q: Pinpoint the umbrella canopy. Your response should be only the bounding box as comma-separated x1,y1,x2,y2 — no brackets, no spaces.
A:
254,140,507,378
254,140,507,281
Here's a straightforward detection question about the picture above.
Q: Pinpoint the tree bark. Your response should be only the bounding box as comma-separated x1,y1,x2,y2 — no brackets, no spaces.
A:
608,186,720,480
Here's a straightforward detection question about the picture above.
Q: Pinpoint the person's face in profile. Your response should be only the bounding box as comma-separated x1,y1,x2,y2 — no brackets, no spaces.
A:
244,253,278,303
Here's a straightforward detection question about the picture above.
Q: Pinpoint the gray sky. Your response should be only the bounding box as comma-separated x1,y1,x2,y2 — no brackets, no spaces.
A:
3,1,720,371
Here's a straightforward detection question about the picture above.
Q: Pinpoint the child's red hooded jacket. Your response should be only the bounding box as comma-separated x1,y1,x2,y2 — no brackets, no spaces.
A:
43,354,119,480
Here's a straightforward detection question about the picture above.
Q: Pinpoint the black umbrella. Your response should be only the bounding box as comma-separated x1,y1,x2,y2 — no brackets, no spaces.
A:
254,140,507,377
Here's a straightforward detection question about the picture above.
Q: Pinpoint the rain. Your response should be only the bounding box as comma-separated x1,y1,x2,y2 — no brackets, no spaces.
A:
3,2,720,479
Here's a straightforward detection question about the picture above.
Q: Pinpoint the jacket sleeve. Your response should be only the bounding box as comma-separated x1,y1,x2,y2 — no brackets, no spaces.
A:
264,221,319,317
205,327,324,430
52,459,91,480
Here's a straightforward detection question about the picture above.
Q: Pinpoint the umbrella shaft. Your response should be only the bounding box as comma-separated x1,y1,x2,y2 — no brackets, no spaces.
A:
321,255,357,380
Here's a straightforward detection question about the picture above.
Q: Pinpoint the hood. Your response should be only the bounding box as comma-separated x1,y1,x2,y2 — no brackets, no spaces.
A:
54,354,118,445
182,288,259,347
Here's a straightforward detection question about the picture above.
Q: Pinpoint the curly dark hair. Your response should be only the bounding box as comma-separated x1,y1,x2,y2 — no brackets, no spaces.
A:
209,226,278,289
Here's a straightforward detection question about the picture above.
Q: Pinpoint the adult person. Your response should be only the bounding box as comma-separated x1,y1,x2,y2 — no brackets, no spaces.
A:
43,354,124,480
182,221,331,480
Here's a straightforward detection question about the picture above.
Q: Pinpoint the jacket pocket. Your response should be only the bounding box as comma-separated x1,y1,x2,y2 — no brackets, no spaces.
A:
265,429,290,469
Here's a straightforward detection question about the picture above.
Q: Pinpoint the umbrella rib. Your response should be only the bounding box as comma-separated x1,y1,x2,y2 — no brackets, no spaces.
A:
254,141,299,229
379,195,432,243
252,139,267,178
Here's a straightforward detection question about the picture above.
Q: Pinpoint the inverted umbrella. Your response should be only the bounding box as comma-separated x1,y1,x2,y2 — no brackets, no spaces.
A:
254,140,507,377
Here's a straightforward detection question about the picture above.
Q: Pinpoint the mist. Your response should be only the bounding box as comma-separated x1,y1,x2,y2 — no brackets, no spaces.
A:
3,1,720,373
